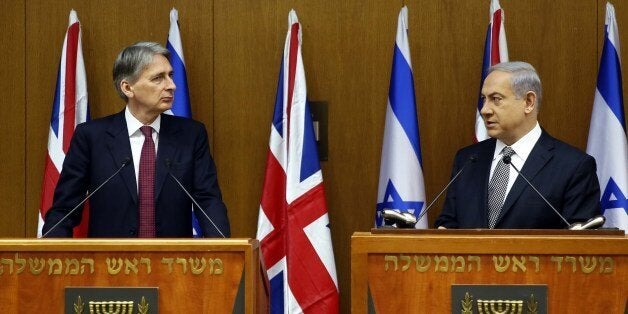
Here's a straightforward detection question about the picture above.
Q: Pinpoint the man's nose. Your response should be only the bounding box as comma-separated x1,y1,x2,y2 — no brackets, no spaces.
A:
166,76,176,91
480,102,491,116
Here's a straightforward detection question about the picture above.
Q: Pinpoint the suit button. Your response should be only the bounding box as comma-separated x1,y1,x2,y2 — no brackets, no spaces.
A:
129,229,136,236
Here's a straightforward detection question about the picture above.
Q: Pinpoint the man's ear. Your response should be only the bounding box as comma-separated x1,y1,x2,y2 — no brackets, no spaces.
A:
524,91,536,113
121,80,133,99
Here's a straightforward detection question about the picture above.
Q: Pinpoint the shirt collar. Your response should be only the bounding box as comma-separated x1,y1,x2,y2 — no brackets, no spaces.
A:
125,106,161,136
493,122,542,161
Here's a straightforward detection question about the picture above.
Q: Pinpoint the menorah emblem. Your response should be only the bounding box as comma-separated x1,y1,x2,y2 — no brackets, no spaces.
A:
88,301,134,314
72,296,150,314
460,292,539,314
476,300,524,314
70,290,153,314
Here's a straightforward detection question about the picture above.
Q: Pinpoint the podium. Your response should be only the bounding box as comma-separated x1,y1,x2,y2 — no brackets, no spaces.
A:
352,230,627,313
0,239,267,313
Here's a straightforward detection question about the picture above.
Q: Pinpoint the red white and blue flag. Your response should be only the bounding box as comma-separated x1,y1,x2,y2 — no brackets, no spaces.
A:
165,8,203,237
475,0,508,141
586,2,628,231
256,10,339,313
376,6,427,228
38,10,90,237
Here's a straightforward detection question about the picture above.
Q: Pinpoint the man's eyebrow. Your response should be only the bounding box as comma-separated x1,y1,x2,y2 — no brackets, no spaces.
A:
486,92,505,98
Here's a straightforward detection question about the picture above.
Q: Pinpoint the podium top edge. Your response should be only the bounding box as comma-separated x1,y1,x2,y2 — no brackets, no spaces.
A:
352,230,627,255
363,228,626,237
0,238,260,251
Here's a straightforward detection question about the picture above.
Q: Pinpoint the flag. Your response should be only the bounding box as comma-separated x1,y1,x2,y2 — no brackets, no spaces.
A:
586,2,628,231
375,6,427,229
38,10,90,237
475,0,508,142
256,10,339,313
165,8,203,237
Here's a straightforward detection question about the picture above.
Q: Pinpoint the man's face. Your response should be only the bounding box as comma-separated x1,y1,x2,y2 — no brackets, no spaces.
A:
480,71,533,145
126,54,175,119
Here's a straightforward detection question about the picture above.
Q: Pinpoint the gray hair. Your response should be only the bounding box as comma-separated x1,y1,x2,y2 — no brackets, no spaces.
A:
488,61,543,109
113,42,170,101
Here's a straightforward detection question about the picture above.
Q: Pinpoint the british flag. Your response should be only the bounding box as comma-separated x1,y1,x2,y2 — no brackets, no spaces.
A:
38,10,89,237
256,10,339,313
475,0,509,141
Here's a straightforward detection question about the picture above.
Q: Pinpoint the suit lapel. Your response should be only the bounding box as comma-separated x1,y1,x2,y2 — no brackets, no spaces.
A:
477,140,496,227
106,110,138,204
154,114,181,201
498,131,555,224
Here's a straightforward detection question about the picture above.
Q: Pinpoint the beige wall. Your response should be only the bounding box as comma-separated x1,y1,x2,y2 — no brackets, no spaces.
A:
1,1,626,312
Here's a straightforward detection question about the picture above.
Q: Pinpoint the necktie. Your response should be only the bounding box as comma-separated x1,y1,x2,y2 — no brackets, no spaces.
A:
138,126,156,237
487,146,515,229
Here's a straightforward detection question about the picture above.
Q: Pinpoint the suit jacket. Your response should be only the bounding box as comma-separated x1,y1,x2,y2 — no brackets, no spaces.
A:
42,110,230,237
434,131,601,229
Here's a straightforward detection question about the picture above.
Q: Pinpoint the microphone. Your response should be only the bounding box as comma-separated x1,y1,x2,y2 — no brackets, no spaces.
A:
569,215,606,230
502,156,604,230
382,209,417,228
163,159,226,238
43,157,131,238
416,154,478,223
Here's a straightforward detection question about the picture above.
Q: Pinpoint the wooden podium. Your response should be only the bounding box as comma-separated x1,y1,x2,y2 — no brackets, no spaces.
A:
352,230,627,313
0,239,267,313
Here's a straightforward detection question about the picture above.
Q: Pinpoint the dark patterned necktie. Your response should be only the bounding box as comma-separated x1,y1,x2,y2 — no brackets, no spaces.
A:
138,126,156,238
487,146,515,229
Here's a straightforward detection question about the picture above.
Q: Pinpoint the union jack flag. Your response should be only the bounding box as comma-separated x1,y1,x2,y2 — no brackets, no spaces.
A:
475,0,508,142
38,10,89,237
256,10,339,313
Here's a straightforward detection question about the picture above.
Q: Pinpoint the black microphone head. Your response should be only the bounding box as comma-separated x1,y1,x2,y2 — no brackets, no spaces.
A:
469,154,479,162
503,155,512,164
122,157,132,165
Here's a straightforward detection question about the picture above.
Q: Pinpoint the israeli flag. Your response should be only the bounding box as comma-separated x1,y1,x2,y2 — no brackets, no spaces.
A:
586,2,628,231
166,8,203,236
376,6,427,228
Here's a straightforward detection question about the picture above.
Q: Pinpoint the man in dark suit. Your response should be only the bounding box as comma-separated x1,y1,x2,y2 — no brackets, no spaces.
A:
43,42,230,237
435,61,600,229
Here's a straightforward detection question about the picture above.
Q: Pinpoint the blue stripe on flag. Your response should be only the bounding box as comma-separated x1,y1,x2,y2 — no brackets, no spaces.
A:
51,66,62,136
272,59,285,136
269,271,285,314
389,44,422,164
300,100,321,181
597,28,626,130
166,41,192,118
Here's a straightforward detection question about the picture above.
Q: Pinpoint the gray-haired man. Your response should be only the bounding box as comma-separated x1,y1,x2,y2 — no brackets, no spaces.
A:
435,61,600,229
43,42,230,238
